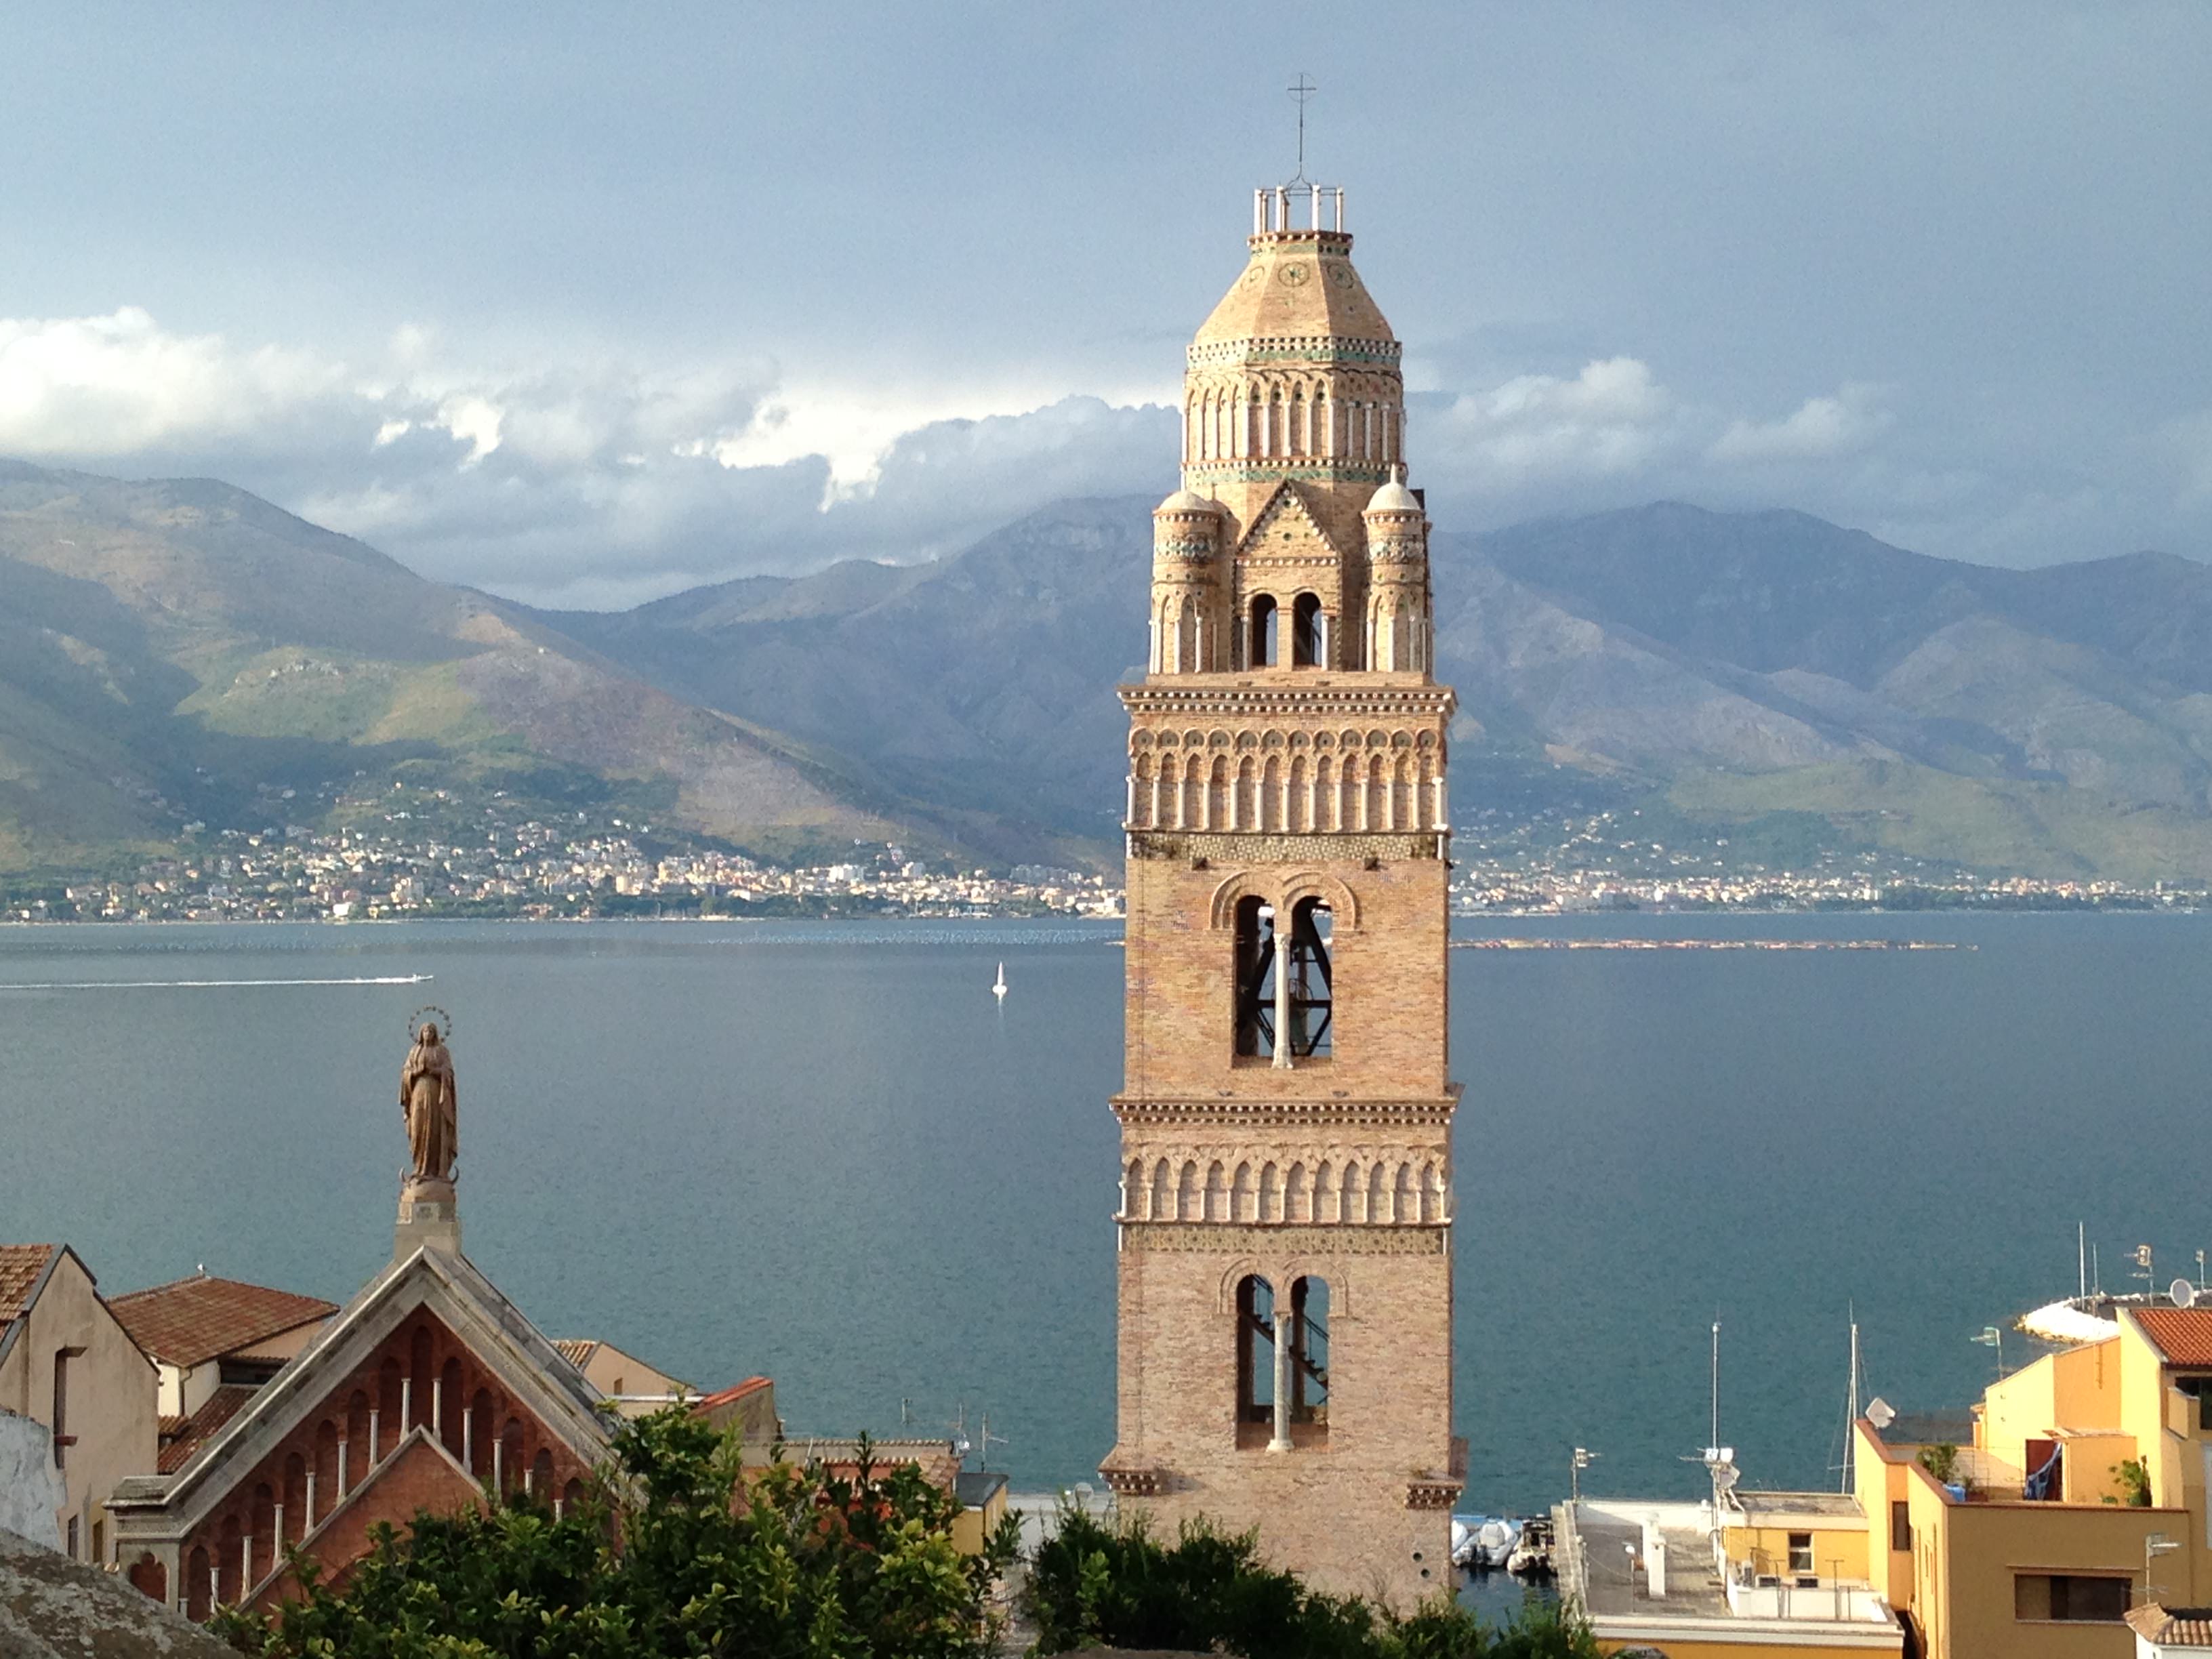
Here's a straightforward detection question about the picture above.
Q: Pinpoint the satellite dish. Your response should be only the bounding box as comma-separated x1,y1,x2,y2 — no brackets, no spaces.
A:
1866,1397,1897,1430
2172,1279,2198,1309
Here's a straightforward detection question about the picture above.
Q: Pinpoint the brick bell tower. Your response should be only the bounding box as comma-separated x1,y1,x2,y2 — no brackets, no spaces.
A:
1099,181,1463,1605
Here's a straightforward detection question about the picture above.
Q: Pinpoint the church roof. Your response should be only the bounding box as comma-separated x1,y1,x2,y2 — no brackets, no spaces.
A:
1192,230,1395,351
1366,474,1420,514
110,1272,338,1367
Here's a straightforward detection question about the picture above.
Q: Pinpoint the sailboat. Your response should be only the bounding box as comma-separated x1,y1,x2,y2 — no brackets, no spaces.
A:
993,962,1008,1001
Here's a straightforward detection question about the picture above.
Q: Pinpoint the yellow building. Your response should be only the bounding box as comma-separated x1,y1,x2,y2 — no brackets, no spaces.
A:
1853,1305,2212,1657
1561,1481,1906,1655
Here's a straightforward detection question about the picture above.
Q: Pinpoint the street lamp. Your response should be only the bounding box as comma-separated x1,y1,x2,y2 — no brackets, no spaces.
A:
1572,1446,1599,1504
1973,1326,2006,1379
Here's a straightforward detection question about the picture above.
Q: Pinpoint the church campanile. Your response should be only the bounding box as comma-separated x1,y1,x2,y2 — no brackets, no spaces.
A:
1101,182,1462,1603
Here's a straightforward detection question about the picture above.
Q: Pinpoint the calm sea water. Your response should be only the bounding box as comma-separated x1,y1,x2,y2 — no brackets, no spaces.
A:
1,913,2206,1523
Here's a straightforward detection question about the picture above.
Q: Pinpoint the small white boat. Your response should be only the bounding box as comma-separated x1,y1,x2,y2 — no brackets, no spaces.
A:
992,962,1007,1001
1507,1516,1555,1577
1450,1514,1520,1570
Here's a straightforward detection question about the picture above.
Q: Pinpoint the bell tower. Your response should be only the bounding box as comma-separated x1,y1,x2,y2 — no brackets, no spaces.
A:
1101,182,1462,1605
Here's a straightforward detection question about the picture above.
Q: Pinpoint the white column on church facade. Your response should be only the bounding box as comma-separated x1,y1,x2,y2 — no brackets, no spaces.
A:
304,1471,316,1530
337,1439,348,1496
400,1377,412,1433
367,1409,379,1464
1269,1310,1294,1450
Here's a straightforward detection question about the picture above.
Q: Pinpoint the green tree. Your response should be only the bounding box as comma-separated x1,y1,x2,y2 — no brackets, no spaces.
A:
215,1410,1016,1659
1019,1508,1599,1659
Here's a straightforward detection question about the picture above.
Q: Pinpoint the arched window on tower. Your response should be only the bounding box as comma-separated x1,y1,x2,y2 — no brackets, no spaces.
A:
1235,1274,1275,1445
1286,897,1333,1058
1249,594,1278,668
1291,592,1322,667
1233,896,1277,1059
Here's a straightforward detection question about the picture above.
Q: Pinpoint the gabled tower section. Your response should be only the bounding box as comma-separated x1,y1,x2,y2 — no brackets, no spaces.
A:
1105,183,1461,1605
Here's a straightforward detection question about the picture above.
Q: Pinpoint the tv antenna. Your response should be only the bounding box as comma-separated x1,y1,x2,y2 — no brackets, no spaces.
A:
1288,73,1317,182
977,1409,1009,1471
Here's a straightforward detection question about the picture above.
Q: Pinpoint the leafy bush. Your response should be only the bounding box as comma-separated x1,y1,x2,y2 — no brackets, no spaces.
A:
213,1410,1017,1659
2112,1457,2153,1507
1917,1443,1959,1485
1020,1508,1598,1658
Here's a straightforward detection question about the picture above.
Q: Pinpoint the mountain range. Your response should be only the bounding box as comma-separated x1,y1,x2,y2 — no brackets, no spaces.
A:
7,455,2212,883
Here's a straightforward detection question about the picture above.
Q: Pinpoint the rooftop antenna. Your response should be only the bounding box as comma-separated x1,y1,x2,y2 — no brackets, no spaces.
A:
1710,1317,1721,1458
977,1409,1009,1471
1287,73,1317,184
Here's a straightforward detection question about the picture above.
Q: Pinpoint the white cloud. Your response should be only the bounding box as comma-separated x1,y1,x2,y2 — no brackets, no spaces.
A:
0,307,345,453
1710,384,1892,463
1427,357,1681,483
2166,409,2212,501
4,302,2193,608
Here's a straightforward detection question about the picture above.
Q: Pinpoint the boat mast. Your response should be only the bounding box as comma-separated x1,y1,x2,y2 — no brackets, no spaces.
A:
1842,1311,1861,1495
2079,1222,2088,1300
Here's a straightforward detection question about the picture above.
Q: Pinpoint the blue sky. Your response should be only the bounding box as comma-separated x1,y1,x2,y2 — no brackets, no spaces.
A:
2,2,2207,606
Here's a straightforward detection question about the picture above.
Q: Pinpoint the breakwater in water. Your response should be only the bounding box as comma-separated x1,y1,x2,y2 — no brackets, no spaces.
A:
1452,937,1971,951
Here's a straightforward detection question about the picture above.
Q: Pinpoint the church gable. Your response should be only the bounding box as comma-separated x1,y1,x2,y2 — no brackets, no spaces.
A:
121,1250,611,1618
248,1428,487,1612
1233,482,1343,566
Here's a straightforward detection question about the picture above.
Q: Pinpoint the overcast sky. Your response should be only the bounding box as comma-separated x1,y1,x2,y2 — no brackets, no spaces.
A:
3,2,2207,607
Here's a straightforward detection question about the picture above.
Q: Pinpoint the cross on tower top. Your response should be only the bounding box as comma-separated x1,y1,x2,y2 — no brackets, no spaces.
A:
1288,72,1317,182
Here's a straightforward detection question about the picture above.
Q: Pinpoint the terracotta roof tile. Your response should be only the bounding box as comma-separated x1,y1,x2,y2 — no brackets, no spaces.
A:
2129,1604,2212,1645
157,1385,259,1474
109,1273,337,1368
0,1244,60,1324
552,1340,598,1368
2133,1307,2212,1366
692,1376,771,1414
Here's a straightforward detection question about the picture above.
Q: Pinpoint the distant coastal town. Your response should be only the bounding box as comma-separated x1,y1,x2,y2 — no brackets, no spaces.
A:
0,795,2198,923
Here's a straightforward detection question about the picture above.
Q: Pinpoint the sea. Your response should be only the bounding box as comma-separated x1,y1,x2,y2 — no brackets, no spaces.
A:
1,912,2206,1534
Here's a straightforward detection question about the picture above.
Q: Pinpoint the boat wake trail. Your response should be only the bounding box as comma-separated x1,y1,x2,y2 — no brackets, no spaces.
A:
0,974,433,991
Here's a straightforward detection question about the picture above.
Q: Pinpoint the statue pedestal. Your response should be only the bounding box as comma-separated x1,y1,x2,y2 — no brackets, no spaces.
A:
395,1176,462,1260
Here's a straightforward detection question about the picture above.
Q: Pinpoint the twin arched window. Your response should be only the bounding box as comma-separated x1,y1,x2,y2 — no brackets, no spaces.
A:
1235,1274,1330,1447
1233,896,1332,1061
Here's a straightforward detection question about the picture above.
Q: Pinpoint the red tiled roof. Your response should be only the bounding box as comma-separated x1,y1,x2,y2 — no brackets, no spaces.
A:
0,1244,60,1324
2133,1307,2212,1366
109,1273,337,1368
2129,1605,2212,1645
157,1384,258,1473
691,1376,771,1414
